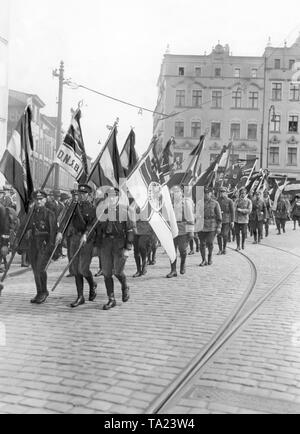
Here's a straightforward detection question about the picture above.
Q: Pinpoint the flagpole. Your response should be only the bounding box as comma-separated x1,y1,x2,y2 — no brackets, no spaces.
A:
87,118,119,184
181,133,207,186
221,141,233,188
245,159,258,188
0,158,58,288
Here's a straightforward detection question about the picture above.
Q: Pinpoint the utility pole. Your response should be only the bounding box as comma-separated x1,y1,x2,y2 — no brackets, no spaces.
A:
53,61,65,190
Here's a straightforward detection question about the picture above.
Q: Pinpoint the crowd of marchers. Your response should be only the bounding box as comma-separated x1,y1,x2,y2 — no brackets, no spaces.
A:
0,183,300,309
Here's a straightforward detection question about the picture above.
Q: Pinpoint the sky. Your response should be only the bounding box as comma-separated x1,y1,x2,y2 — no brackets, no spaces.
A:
7,0,300,160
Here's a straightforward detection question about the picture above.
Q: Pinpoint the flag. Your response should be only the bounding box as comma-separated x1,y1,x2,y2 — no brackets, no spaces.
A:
160,137,176,184
120,130,138,177
271,178,288,211
195,144,229,188
89,126,125,188
181,135,206,186
55,109,88,183
126,137,178,263
0,106,34,213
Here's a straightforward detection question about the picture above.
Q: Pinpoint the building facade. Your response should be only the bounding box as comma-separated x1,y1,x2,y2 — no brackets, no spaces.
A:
0,0,9,165
264,36,300,178
154,37,300,179
7,90,76,192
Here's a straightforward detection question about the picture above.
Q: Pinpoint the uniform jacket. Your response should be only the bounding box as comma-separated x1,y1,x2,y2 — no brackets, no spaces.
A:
173,197,195,236
264,197,273,219
71,201,96,239
291,199,300,218
234,198,253,224
218,197,235,224
26,207,57,249
201,198,222,233
250,198,267,222
96,204,136,250
276,199,290,220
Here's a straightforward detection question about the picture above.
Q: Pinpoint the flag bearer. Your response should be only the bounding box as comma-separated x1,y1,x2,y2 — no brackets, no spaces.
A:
25,191,57,304
198,187,222,266
167,185,195,278
217,187,234,255
57,184,97,308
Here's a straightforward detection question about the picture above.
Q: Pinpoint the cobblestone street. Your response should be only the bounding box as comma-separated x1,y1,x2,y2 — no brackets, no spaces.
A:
0,223,300,414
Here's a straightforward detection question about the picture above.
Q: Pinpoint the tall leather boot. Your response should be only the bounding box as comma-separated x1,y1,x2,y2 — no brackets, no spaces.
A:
71,275,85,308
236,233,241,251
180,254,187,275
36,271,49,305
217,236,223,255
208,246,213,266
141,254,148,276
199,245,207,267
223,239,227,255
133,256,142,278
85,272,97,302
116,274,130,303
103,277,117,310
167,260,177,278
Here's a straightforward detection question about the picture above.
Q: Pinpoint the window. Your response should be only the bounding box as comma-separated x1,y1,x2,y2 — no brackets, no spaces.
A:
271,115,281,133
215,68,221,78
290,83,300,101
248,124,258,140
179,67,185,76
234,68,241,78
175,122,184,138
230,123,241,140
274,59,281,69
195,67,202,77
192,90,202,107
212,91,222,108
251,69,258,78
191,122,201,139
272,83,282,101
211,122,221,138
269,147,279,165
288,148,297,166
232,90,242,108
249,91,259,109
289,59,295,70
288,115,299,133
176,90,185,107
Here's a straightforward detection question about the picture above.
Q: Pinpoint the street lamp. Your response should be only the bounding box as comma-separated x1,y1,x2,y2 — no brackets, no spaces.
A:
266,105,276,169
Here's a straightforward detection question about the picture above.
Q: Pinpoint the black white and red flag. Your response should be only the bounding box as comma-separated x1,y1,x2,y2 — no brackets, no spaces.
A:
88,125,125,188
120,129,138,177
126,137,178,263
55,108,88,183
0,106,34,213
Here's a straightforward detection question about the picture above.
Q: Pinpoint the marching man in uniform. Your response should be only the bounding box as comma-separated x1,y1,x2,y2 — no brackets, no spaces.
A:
217,187,235,255
25,190,57,305
96,188,135,311
57,184,97,308
167,185,195,278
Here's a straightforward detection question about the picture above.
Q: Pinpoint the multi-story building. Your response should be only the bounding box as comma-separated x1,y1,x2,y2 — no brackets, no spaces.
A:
264,35,300,178
7,90,78,192
154,37,300,179
0,0,9,166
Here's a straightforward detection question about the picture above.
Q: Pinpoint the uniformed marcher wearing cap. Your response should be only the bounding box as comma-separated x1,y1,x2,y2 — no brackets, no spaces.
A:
57,184,97,308
291,194,300,231
198,186,222,266
217,187,235,255
24,190,57,304
95,188,135,311
130,203,154,278
234,188,252,250
167,185,195,278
